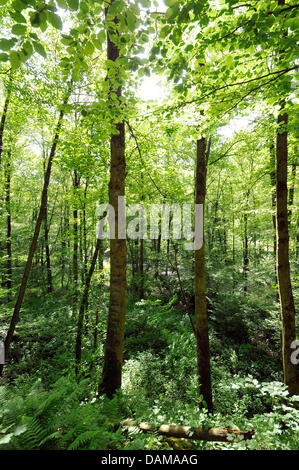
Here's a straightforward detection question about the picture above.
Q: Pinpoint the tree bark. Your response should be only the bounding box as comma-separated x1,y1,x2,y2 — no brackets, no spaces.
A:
121,420,254,442
270,141,279,301
0,76,12,168
99,0,127,398
44,200,53,293
0,89,71,377
139,238,144,299
276,106,299,396
72,171,80,314
4,152,12,298
93,241,104,351
194,137,213,412
243,190,249,294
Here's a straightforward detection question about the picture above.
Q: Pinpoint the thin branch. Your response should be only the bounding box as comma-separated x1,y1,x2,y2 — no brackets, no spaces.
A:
125,120,167,198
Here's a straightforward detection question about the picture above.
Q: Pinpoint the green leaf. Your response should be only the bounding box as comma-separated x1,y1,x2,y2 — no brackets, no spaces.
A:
84,41,94,56
92,38,103,50
165,7,174,20
0,52,9,62
126,9,137,32
30,12,41,27
139,0,150,6
9,50,21,69
23,41,33,56
33,41,47,58
184,44,193,52
66,0,79,11
61,35,73,45
12,0,26,11
97,30,106,43
29,32,38,40
225,54,234,69
11,23,27,35
79,1,89,13
47,11,63,30
56,0,67,8
72,68,81,82
0,38,15,51
9,11,27,23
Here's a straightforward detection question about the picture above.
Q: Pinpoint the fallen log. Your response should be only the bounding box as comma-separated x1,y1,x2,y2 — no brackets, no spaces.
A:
121,420,254,442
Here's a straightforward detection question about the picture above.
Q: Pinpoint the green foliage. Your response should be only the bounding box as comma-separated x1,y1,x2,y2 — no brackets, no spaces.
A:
0,377,124,450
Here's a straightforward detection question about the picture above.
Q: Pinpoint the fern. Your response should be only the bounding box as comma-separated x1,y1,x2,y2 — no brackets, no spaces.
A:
0,376,125,450
68,430,104,450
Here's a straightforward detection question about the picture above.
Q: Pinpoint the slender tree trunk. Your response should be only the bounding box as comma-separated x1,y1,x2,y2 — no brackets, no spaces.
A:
276,106,299,396
75,238,102,377
243,191,249,295
232,212,235,263
99,1,127,398
270,141,279,301
72,171,80,314
194,137,213,412
44,202,53,293
42,150,53,293
133,239,139,297
0,76,12,168
139,238,144,299
5,152,12,299
0,79,12,280
93,241,104,351
83,181,88,282
0,89,70,377
60,205,66,289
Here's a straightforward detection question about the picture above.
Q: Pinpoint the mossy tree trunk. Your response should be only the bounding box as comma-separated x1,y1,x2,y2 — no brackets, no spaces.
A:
194,137,213,412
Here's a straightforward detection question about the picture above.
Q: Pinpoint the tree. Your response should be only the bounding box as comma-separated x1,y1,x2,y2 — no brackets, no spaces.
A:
99,1,127,398
276,108,299,396
194,136,213,412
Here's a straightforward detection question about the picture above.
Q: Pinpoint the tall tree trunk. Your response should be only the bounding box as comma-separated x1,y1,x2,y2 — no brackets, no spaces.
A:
99,1,127,398
270,141,279,301
0,89,70,377
0,76,12,168
139,238,144,299
44,202,53,293
82,181,88,282
243,190,249,295
75,238,102,377
5,151,12,299
42,149,53,293
60,204,66,289
72,171,80,314
194,137,213,412
276,106,299,396
93,241,104,351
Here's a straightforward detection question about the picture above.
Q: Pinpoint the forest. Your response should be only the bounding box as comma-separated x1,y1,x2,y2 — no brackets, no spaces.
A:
0,0,298,454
